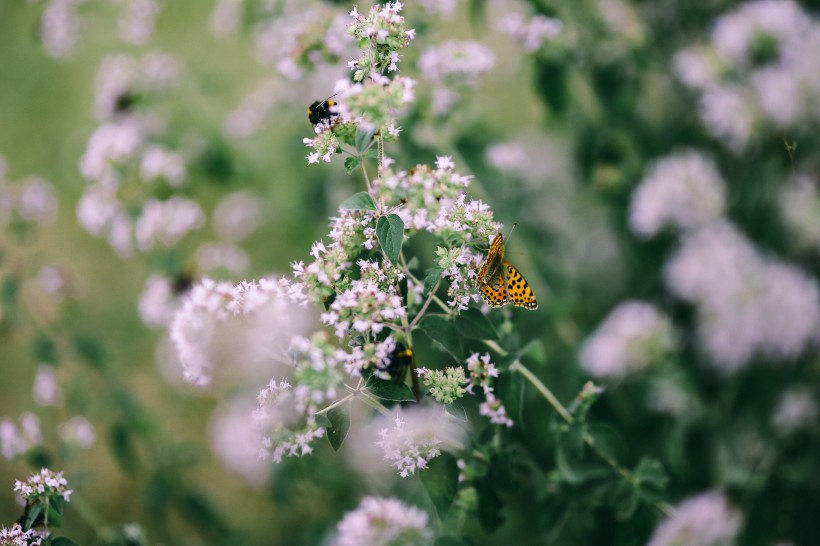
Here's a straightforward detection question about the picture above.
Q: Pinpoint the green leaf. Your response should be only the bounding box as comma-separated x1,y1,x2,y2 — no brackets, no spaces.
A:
496,370,524,426
418,315,464,362
520,338,547,365
434,537,470,546
49,538,80,546
23,503,43,530
355,126,377,153
46,505,63,527
366,376,415,402
420,452,459,517
344,156,361,174
454,308,498,340
634,458,668,491
175,490,228,537
316,405,350,451
475,476,505,532
73,335,106,371
423,267,443,298
376,214,404,265
339,191,377,211
107,422,140,472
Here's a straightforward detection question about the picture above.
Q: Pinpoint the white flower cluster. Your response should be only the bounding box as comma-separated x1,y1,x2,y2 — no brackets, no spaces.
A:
119,0,160,46
673,0,820,151
629,150,726,238
771,388,818,435
779,174,820,252
580,301,677,380
496,11,563,53
170,277,309,386
376,406,463,477
418,40,495,115
252,378,326,463
0,523,48,546
40,0,82,59
320,259,406,338
646,491,741,546
13,468,73,502
665,221,820,372
331,496,432,546
346,2,415,82
0,413,41,460
466,352,514,427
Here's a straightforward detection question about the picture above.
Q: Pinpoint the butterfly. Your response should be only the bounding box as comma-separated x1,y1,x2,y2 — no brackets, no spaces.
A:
475,234,538,310
307,95,339,126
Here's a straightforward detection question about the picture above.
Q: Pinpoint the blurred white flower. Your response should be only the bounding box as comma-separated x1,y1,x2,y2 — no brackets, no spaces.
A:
59,416,96,448
139,145,186,186
33,365,60,407
196,242,250,274
698,85,757,152
779,174,820,251
580,301,676,379
119,0,160,45
0,413,42,460
79,118,144,184
485,141,529,175
210,0,242,37
213,190,264,242
170,277,312,387
331,496,432,546
647,491,741,546
41,0,81,59
18,177,58,225
496,12,562,53
771,389,818,434
135,197,205,251
665,221,820,372
630,150,726,237
138,275,179,328
209,396,271,486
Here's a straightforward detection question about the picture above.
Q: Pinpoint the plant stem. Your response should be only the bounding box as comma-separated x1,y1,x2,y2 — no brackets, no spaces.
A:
409,278,440,329
487,342,675,518
360,159,372,193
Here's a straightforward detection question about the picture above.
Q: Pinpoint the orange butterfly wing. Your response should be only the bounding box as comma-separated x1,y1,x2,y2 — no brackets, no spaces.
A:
502,260,538,310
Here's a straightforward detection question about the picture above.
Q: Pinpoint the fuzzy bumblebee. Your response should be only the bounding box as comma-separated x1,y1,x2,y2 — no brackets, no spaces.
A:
307,97,339,126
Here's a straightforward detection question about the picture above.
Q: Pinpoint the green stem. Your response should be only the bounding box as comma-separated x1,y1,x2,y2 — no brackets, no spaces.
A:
490,345,675,518
316,393,355,416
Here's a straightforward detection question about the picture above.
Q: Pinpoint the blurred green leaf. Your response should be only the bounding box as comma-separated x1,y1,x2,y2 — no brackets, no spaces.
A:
355,126,377,153
475,476,505,532
434,537,470,546
366,376,415,402
339,191,376,211
453,308,498,340
376,214,404,265
344,156,361,174
418,315,463,362
49,538,80,546
316,405,350,451
22,503,43,531
423,267,443,298
73,335,107,371
496,370,524,425
421,452,459,517
107,422,140,473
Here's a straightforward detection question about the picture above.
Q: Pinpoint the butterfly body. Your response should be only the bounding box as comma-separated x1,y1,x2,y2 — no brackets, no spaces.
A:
475,234,538,310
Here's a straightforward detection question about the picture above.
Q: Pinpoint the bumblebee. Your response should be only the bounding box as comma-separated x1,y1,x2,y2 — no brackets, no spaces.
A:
307,95,339,126
386,343,414,383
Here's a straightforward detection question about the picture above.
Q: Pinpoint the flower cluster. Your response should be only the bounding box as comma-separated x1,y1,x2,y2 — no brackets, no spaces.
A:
0,161,58,229
0,413,42,460
673,0,820,152
375,406,463,477
14,468,73,503
629,150,726,238
417,40,495,115
254,8,353,80
580,301,677,380
416,366,467,404
0,523,48,546
779,173,820,252
252,378,327,463
664,221,820,372
170,277,311,386
347,3,415,82
466,353,513,427
331,496,432,546
496,11,563,54
646,491,741,546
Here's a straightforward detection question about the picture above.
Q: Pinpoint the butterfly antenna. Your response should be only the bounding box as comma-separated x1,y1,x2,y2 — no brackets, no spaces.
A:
505,222,518,240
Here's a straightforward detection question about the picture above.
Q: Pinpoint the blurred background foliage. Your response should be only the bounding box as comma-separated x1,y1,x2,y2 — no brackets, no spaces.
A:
2,0,820,544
